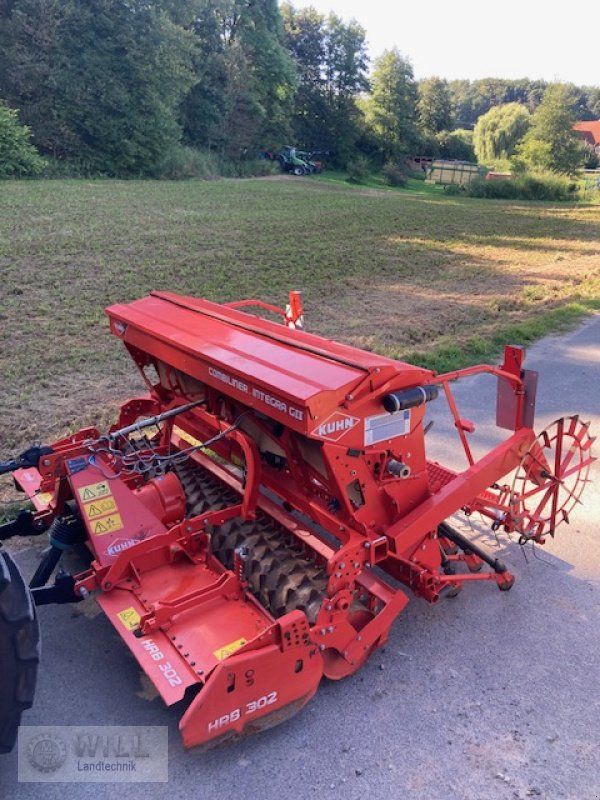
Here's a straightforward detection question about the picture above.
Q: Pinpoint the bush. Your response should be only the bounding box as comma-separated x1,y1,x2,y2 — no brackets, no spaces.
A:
220,158,279,178
153,145,222,179
0,102,45,177
443,183,463,196
382,161,407,186
467,170,577,201
346,156,370,184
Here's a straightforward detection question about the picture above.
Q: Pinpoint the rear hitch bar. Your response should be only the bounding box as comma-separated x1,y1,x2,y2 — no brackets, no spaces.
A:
438,521,508,574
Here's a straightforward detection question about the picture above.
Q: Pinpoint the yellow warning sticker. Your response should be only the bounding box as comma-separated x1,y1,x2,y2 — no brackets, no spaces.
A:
78,481,112,502
173,425,203,448
36,492,53,506
91,514,123,536
117,607,141,631
213,637,247,661
83,496,118,520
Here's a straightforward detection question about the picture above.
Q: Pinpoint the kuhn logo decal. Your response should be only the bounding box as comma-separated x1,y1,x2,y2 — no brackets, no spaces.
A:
106,538,139,557
312,412,360,442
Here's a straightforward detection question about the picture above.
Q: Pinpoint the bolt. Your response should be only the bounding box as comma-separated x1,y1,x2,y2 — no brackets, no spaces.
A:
79,587,89,599
364,542,371,549
339,562,345,569
327,626,334,633
366,562,371,568
43,459,50,466
104,582,112,590
357,635,362,642
320,628,327,636
326,604,333,612
353,562,360,569
319,644,326,651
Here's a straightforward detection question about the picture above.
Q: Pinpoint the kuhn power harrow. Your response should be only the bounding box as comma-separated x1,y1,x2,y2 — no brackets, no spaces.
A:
0,291,594,751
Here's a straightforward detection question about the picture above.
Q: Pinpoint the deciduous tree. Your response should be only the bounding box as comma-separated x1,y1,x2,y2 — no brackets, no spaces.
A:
516,85,583,174
473,103,531,163
365,48,419,161
417,77,453,135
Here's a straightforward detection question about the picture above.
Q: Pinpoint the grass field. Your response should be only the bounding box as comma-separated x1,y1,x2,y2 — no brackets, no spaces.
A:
1,175,599,454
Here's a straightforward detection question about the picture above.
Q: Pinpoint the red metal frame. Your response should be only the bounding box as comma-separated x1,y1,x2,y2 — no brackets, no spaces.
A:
11,290,594,748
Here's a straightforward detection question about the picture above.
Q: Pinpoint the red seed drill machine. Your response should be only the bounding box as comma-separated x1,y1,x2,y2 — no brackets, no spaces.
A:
0,290,594,750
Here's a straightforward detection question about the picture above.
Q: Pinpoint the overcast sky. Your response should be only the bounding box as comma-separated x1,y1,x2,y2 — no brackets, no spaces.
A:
298,0,599,86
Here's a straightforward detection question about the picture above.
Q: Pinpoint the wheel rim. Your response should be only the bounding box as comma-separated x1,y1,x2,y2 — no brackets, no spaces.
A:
510,416,595,543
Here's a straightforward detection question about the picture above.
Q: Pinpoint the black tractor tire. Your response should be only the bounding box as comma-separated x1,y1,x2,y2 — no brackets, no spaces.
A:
0,551,40,754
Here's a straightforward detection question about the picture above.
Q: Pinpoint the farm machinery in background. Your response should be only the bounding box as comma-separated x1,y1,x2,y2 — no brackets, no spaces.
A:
273,146,326,175
0,290,594,751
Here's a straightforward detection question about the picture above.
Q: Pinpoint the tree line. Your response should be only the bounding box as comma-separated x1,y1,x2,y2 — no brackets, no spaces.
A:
0,0,598,176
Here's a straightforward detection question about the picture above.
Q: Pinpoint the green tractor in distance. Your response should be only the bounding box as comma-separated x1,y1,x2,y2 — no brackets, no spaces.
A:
278,146,324,175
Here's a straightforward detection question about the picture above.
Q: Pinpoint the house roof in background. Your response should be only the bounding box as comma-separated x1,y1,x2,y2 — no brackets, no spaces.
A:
573,120,600,145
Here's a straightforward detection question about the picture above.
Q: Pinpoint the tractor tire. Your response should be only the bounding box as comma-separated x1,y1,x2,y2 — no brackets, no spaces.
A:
293,166,304,176
0,550,40,754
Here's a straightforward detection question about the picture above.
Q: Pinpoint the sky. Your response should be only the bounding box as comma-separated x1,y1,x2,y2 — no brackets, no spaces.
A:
298,0,600,86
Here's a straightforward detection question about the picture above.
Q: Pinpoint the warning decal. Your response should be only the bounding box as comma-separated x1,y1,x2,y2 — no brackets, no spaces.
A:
213,637,247,661
117,607,141,631
91,514,124,536
83,496,118,520
78,481,111,502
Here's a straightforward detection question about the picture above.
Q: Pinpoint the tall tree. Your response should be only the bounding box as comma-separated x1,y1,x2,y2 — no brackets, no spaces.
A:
183,0,296,155
282,6,367,163
181,0,228,150
365,48,419,161
473,103,531,163
585,87,600,118
281,3,328,148
0,0,70,156
234,0,297,148
418,77,453,134
517,84,584,174
0,0,197,173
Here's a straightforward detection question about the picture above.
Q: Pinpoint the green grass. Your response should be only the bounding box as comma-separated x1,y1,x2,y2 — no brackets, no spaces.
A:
314,170,444,196
0,176,599,451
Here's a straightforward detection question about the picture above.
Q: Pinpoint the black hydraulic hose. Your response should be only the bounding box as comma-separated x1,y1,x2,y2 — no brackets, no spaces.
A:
29,516,85,588
29,546,62,589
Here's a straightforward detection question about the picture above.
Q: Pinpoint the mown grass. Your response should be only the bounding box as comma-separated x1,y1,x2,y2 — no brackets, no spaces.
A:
0,176,599,452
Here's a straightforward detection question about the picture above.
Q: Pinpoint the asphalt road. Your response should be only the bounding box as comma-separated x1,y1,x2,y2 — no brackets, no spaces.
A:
2,316,599,800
